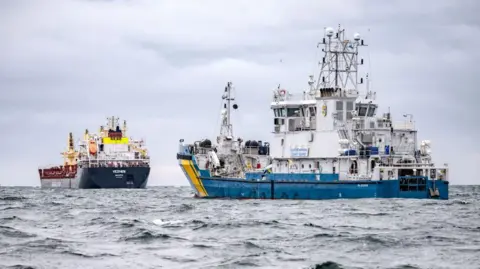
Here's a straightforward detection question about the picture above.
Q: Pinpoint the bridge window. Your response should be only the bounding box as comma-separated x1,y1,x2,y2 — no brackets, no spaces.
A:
287,108,300,117
336,101,344,120
336,101,343,110
346,102,354,120
309,107,317,116
357,105,367,117
346,101,354,111
275,108,286,117
367,107,376,117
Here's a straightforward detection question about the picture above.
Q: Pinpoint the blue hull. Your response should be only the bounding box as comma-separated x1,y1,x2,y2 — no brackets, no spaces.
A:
178,156,449,200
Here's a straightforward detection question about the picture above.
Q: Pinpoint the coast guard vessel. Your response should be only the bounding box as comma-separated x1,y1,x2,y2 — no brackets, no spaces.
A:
39,116,150,188
176,25,449,200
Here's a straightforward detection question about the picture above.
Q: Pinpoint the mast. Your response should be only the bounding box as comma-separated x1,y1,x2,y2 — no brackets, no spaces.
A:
311,24,367,97
220,82,238,138
68,132,74,151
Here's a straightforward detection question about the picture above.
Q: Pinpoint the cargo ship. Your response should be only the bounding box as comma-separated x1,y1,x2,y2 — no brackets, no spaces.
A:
176,25,449,200
39,116,150,189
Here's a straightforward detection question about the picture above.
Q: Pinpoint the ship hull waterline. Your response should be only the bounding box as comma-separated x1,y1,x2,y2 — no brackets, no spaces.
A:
40,167,150,189
178,156,449,200
40,175,81,189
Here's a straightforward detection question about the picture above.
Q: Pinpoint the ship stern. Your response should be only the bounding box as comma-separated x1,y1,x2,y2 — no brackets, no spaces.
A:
78,166,150,189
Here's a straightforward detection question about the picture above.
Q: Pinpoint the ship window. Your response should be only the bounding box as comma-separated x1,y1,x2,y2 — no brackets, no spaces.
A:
370,122,375,128
287,108,300,117
309,164,312,168
367,107,376,117
358,106,367,117
300,107,306,117
309,107,316,116
301,164,304,168
279,108,286,117
346,101,354,111
336,101,343,111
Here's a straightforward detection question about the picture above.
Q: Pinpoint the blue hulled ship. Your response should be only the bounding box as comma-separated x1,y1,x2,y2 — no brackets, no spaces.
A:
176,25,449,200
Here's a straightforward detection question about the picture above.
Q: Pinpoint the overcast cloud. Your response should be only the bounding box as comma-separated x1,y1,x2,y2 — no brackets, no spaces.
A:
0,0,478,186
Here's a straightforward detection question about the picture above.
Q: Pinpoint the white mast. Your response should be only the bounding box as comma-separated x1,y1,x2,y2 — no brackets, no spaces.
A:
220,81,238,139
310,24,367,97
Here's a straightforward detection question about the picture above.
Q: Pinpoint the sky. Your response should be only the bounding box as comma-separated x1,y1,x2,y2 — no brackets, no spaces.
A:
0,0,478,186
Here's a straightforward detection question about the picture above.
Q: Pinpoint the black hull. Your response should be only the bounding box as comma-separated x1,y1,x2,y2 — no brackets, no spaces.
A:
78,166,150,189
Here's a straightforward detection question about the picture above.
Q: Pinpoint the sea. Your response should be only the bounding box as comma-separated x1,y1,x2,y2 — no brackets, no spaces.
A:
1,185,479,269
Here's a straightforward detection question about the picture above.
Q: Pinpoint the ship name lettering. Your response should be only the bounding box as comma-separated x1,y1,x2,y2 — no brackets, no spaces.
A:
113,170,126,173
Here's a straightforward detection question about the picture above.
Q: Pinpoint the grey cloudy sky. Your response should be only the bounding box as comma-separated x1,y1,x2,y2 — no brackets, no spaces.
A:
0,0,478,186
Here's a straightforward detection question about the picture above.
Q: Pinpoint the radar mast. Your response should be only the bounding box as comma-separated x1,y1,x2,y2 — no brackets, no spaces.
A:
310,24,367,98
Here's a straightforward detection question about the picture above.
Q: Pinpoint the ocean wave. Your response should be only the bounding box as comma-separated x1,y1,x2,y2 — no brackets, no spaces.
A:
0,225,36,239
0,186,478,269
121,228,187,242
0,196,26,201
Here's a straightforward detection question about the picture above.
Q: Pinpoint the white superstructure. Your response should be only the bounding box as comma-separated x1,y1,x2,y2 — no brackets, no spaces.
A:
77,116,150,168
180,82,272,178
268,25,448,182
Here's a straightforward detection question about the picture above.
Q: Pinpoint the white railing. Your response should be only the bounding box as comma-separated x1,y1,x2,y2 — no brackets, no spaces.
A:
78,158,150,168
38,164,77,169
392,121,415,130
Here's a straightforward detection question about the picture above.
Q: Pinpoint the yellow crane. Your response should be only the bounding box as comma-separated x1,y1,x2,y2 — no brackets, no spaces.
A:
61,132,79,166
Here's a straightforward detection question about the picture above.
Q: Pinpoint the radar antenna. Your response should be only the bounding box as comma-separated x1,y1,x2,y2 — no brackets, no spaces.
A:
311,24,367,97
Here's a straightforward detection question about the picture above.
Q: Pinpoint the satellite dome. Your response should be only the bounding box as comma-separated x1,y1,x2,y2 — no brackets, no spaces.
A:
325,27,334,37
354,33,361,41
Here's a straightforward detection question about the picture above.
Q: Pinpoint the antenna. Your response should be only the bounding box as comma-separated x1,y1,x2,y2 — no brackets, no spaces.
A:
313,24,367,97
220,82,238,138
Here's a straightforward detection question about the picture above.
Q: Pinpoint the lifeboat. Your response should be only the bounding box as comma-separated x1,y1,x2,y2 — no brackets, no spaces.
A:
89,140,97,155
